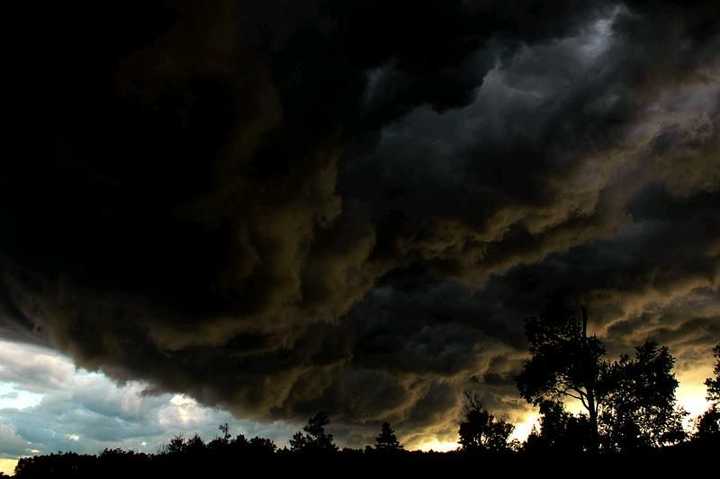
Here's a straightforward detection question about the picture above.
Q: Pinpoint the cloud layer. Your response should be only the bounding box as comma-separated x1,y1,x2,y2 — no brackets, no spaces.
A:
2,0,719,447
0,339,294,460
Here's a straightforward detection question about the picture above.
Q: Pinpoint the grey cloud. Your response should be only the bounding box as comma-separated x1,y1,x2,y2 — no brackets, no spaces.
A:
0,341,296,457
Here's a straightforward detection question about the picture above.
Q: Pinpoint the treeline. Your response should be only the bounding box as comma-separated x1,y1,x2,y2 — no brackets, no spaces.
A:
11,304,720,478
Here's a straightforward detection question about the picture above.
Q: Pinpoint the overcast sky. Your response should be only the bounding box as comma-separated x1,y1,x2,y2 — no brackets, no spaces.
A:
2,0,719,471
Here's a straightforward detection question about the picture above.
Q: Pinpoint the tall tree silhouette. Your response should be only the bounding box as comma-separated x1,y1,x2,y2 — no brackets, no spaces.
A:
458,392,513,453
705,344,720,403
375,422,403,450
516,300,610,450
289,412,338,452
602,341,686,451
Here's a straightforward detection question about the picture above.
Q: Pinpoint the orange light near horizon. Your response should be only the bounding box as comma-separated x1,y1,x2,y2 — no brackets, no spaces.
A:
510,412,540,442
414,438,458,452
677,383,712,422
0,458,17,476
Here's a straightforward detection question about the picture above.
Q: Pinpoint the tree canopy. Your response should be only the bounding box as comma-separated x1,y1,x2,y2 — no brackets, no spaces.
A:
458,393,514,453
602,341,686,451
375,422,403,451
695,344,720,445
289,412,338,453
517,301,691,453
516,301,611,449
525,400,594,454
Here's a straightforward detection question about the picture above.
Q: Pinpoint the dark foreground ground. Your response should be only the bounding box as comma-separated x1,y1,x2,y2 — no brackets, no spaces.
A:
11,441,718,479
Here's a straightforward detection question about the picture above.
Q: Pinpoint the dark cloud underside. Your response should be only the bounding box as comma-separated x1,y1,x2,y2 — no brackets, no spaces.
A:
3,0,719,446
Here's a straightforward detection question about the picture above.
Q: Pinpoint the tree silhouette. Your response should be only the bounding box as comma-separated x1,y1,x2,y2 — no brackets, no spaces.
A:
289,412,338,453
219,423,231,442
375,422,403,450
706,344,720,403
166,434,186,454
695,345,720,446
186,434,205,454
695,406,720,442
247,436,277,454
602,341,686,451
525,400,594,454
458,393,513,453
516,301,611,450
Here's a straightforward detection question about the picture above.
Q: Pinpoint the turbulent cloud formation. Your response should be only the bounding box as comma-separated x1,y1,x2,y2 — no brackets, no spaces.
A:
3,0,719,448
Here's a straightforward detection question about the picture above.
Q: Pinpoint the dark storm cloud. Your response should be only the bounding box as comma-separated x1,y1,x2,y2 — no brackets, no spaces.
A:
2,0,720,446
